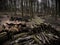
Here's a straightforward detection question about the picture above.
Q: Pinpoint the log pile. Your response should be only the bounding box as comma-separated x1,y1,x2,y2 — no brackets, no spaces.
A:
0,23,60,45
9,23,60,45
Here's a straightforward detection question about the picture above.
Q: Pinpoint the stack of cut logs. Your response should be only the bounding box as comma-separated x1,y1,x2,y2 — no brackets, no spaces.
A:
0,23,60,45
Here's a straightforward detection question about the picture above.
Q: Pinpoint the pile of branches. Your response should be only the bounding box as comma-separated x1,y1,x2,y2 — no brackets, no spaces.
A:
0,23,60,45
9,23,60,45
